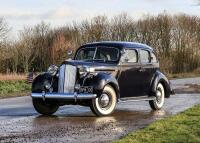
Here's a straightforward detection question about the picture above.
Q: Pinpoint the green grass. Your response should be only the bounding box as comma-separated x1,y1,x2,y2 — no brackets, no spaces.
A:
0,80,31,98
115,104,200,143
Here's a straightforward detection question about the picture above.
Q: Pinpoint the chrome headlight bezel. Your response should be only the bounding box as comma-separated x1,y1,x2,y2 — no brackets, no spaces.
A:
78,66,95,78
47,65,58,76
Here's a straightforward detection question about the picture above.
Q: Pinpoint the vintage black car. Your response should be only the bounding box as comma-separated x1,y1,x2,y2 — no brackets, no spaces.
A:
32,41,173,116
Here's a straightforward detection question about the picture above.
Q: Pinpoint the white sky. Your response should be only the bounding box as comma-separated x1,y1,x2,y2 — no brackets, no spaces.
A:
0,0,199,38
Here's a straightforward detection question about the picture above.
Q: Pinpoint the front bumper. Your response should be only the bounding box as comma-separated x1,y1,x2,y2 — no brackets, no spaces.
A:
31,92,97,100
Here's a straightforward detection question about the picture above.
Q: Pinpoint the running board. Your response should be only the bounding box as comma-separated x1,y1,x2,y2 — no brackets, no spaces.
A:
119,96,156,103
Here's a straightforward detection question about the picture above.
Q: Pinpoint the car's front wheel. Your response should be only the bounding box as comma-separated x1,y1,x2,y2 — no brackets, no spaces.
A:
149,83,165,110
32,98,59,115
90,85,117,116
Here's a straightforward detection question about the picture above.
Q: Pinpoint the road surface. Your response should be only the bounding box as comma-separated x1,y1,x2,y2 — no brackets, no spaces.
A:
0,77,200,143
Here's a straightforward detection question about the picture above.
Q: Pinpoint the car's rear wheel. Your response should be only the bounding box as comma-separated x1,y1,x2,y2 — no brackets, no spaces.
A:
149,83,165,110
90,85,117,116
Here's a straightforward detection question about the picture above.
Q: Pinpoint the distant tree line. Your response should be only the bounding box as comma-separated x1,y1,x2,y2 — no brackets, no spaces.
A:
0,13,199,74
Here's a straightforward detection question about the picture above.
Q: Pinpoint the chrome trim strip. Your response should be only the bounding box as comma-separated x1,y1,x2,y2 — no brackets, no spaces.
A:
31,93,97,100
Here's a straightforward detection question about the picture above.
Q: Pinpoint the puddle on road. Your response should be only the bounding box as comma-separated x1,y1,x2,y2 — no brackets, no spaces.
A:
1,108,172,142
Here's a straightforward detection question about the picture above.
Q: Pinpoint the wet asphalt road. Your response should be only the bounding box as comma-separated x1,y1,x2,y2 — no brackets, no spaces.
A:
0,77,200,143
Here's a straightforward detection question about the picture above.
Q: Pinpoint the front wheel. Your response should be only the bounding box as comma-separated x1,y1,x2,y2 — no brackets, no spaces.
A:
32,98,59,115
90,85,117,116
149,83,165,110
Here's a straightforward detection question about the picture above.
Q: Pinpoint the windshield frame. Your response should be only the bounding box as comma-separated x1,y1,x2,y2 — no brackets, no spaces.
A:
74,46,120,63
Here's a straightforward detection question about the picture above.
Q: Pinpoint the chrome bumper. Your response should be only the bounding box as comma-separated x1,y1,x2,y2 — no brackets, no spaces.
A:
31,92,97,100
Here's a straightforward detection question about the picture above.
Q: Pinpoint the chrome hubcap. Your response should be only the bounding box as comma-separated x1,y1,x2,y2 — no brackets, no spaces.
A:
99,94,110,108
156,89,162,103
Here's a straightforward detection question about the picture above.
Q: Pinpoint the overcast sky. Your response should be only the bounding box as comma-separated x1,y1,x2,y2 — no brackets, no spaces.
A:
0,0,199,38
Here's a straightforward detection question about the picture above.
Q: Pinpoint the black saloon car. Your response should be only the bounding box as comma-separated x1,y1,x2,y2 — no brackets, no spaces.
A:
32,41,173,116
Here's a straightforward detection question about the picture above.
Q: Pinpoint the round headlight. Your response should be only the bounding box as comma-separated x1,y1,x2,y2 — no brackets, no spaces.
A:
78,66,95,77
47,65,58,76
79,66,95,73
79,66,87,77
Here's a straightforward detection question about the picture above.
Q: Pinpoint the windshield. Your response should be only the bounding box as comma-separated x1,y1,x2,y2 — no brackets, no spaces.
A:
75,47,120,62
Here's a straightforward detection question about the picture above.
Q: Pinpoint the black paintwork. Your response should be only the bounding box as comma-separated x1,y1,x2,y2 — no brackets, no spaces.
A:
32,41,172,103
32,73,52,93
32,73,58,93
89,72,120,98
150,70,171,98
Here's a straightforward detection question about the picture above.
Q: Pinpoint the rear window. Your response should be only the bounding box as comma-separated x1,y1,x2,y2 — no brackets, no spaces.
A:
140,50,150,63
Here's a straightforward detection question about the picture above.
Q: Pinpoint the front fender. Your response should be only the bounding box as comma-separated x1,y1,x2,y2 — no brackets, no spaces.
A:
151,70,172,98
88,73,120,99
32,73,53,93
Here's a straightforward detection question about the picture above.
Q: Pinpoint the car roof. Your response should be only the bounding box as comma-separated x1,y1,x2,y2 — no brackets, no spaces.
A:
81,41,153,50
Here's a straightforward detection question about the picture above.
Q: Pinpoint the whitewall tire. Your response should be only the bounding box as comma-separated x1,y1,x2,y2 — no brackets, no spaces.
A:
149,83,165,110
90,85,117,116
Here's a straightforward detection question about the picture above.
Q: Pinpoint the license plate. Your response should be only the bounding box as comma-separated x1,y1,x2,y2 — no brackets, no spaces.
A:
79,86,93,93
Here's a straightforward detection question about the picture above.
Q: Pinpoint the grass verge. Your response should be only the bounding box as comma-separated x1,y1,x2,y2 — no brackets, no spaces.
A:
115,104,200,143
0,80,31,98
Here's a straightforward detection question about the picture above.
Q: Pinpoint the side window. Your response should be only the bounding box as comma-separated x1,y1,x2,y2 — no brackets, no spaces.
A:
151,52,157,63
140,50,150,63
121,49,138,63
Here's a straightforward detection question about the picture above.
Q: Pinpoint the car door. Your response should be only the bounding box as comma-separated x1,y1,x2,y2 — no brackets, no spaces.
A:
118,48,144,98
139,49,155,95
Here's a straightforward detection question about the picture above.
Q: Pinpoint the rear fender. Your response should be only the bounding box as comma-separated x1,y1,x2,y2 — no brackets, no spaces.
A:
151,71,171,98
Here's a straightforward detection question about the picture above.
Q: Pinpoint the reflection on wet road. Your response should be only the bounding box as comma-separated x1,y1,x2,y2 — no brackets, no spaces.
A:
0,77,200,143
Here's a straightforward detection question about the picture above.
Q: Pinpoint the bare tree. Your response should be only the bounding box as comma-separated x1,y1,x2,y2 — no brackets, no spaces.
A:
110,13,136,41
0,14,200,74
0,18,9,41
50,32,73,64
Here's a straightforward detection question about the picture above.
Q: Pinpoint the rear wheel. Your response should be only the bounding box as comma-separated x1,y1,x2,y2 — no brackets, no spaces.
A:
149,83,165,110
90,85,117,116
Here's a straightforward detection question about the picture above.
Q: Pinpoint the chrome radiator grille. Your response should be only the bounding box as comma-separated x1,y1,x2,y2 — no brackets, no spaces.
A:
58,64,77,93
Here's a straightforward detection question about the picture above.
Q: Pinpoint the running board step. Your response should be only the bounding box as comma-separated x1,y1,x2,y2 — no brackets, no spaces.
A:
119,96,156,102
